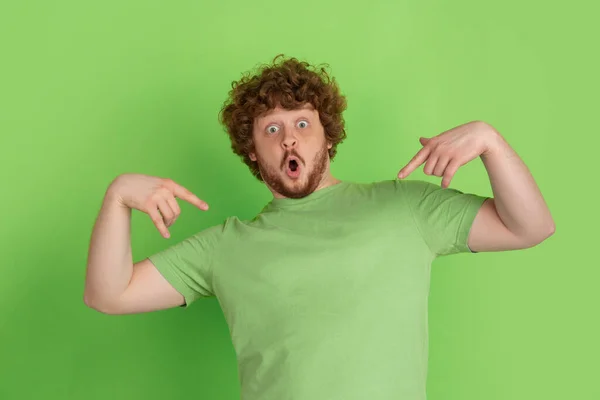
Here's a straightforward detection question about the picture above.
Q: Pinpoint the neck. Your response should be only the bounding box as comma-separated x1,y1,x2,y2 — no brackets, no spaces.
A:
317,174,341,190
269,174,341,199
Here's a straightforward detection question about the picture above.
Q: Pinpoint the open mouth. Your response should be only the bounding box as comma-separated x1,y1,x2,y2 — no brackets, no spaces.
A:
286,157,301,178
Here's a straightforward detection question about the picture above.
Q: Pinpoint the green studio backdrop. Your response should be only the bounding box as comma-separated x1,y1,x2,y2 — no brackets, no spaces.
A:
0,1,597,399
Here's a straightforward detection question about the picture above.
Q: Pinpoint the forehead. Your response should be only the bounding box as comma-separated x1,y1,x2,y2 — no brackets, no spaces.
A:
255,103,316,124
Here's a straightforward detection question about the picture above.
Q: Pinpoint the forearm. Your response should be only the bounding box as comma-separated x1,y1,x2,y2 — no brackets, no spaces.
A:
480,123,555,241
84,189,134,309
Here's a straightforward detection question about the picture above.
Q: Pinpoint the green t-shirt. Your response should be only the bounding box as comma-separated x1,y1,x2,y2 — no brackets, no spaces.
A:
148,178,489,400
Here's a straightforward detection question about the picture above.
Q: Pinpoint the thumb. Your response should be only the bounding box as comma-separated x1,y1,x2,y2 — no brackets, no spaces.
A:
419,137,430,145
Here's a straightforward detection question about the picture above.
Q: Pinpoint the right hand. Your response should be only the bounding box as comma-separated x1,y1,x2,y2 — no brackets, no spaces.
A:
107,173,209,238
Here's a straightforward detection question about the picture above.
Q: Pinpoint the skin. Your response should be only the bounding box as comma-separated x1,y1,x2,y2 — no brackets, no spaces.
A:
84,112,555,315
398,120,555,251
249,103,341,199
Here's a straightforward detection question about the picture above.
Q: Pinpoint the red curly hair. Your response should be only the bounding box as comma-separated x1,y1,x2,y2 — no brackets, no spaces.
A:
218,54,348,182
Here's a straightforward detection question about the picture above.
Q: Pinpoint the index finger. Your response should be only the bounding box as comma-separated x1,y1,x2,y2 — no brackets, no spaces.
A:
398,146,431,179
171,184,209,211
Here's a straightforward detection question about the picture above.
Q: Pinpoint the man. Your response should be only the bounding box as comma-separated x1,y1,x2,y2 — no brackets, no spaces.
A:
84,55,555,399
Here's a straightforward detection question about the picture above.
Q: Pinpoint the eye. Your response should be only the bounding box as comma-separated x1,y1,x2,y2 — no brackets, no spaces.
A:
266,125,279,134
298,120,309,129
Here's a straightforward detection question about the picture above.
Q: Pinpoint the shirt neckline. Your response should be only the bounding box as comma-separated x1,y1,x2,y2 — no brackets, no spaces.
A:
265,180,350,210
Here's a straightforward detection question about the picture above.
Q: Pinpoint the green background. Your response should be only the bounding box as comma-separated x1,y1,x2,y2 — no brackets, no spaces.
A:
1,1,597,399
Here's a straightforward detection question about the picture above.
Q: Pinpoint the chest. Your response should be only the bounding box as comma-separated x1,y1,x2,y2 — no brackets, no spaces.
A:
213,211,432,327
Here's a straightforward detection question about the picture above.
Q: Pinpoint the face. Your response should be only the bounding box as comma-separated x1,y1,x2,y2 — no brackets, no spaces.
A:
249,103,334,199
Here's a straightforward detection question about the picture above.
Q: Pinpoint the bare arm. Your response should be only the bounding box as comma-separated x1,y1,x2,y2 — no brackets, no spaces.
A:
84,190,184,314
468,124,555,252
398,121,555,252
83,174,209,314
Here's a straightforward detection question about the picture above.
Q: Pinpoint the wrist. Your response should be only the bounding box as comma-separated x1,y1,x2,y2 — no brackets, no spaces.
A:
480,123,505,158
104,186,128,210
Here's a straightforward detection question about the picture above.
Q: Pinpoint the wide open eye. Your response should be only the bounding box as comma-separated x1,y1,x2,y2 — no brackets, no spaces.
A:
298,120,309,129
267,125,279,134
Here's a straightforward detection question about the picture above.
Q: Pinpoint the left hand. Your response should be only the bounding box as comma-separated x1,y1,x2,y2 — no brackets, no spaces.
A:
397,121,496,188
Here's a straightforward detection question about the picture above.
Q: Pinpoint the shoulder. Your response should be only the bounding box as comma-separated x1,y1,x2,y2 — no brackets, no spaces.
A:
395,178,472,200
180,219,233,251
355,178,436,198
338,179,409,210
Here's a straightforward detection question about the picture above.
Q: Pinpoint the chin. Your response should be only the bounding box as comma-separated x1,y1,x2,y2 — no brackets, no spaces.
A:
284,176,306,189
258,151,327,198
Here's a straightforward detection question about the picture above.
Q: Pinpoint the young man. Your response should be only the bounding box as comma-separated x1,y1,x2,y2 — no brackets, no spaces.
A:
84,55,555,399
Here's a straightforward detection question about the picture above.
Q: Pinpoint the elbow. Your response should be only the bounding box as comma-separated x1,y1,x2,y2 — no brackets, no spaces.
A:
524,222,556,248
541,220,556,241
83,292,104,313
548,221,556,237
83,292,120,315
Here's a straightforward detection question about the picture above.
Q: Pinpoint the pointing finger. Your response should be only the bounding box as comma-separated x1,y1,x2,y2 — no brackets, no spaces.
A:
172,184,209,211
398,146,431,179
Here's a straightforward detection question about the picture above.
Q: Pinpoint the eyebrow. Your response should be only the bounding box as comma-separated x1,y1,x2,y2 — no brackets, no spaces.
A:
262,113,312,128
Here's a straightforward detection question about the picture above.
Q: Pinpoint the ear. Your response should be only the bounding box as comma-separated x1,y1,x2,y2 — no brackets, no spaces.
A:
327,142,332,150
249,151,257,162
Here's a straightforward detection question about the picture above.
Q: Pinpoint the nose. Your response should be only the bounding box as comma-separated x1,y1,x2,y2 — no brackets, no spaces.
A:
281,128,298,150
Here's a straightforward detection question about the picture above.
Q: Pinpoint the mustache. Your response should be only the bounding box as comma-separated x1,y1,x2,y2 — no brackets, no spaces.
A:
281,151,304,168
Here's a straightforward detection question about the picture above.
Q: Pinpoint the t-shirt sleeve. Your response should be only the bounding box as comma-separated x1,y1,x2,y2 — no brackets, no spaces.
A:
397,179,490,257
147,222,225,307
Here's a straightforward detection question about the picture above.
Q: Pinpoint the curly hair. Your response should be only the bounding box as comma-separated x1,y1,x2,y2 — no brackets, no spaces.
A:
218,54,348,182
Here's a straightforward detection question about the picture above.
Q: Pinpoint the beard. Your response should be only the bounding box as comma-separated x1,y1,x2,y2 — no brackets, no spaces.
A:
256,142,330,199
